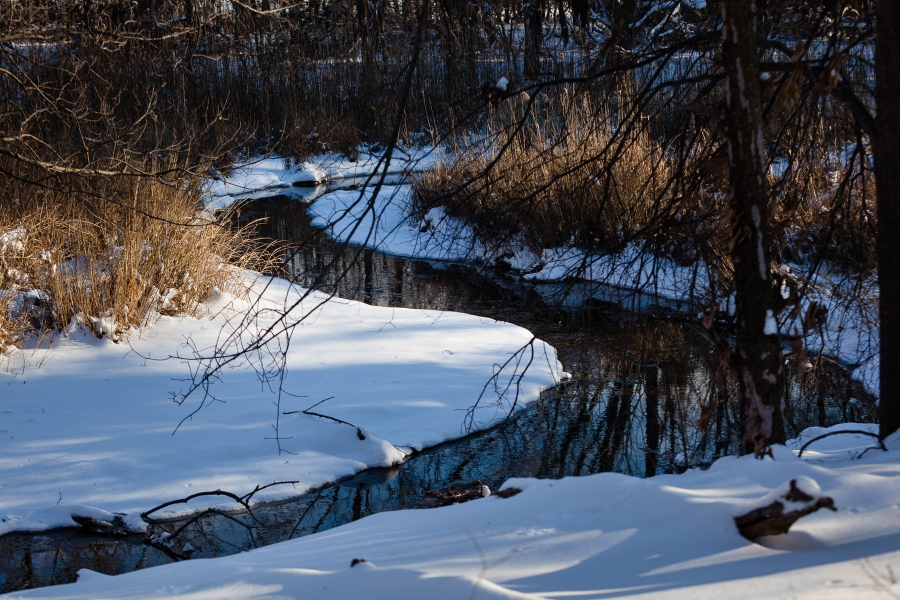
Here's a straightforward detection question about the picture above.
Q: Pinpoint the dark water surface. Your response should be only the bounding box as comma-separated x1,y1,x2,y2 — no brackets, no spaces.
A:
0,184,870,593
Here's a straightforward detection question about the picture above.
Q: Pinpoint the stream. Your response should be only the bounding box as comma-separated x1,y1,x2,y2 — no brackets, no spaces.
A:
0,181,871,593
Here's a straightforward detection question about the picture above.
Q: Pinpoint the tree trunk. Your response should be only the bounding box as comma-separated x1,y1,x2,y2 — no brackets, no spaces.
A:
877,0,900,440
357,0,368,41
720,0,785,455
645,365,660,477
557,0,569,47
571,0,588,29
524,0,544,78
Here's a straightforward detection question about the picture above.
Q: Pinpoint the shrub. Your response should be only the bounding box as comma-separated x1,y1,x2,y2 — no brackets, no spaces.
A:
0,171,275,348
411,88,708,262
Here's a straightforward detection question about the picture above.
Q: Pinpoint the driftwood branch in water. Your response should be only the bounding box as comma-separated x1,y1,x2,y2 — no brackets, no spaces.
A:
735,478,836,540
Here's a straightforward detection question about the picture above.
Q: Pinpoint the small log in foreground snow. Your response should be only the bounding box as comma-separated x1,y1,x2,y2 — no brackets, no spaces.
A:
419,482,521,507
735,478,836,540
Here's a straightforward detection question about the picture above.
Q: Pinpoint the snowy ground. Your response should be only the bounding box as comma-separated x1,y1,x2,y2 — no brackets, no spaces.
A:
0,273,564,535
6,423,898,599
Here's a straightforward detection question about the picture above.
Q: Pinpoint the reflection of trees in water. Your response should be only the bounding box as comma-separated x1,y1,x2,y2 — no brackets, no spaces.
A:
252,191,874,475
0,532,152,592
539,321,873,477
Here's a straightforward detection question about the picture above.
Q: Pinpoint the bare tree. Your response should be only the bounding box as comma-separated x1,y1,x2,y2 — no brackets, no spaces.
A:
720,0,785,454
876,0,900,440
524,0,545,78
411,0,881,456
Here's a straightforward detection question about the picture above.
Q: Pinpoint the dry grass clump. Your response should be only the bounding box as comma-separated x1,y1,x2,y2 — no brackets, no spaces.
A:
411,89,695,259
0,176,275,350
412,84,875,281
769,139,877,275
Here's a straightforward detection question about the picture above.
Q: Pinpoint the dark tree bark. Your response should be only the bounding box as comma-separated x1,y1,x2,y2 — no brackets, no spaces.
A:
557,0,569,47
721,0,786,455
876,0,900,440
357,0,368,40
525,0,544,78
438,0,461,104
571,0,589,29
644,365,660,477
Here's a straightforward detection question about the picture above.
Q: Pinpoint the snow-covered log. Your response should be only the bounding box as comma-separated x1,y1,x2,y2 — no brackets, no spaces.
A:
734,477,836,540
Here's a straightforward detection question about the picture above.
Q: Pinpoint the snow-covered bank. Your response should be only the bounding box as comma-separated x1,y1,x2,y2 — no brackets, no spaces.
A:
305,184,702,306
203,146,436,214
199,155,880,394
0,273,564,536
7,423,898,599
306,184,879,396
307,185,484,261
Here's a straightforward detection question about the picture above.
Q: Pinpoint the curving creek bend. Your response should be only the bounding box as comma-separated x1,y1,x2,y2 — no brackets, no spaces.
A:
0,179,868,593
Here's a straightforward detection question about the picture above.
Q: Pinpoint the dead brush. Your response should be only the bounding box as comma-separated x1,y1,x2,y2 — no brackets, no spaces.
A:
412,88,690,257
769,138,877,275
0,176,277,349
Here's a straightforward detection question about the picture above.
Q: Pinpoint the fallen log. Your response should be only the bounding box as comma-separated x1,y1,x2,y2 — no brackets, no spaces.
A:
735,477,836,540
417,482,521,508
71,513,134,536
